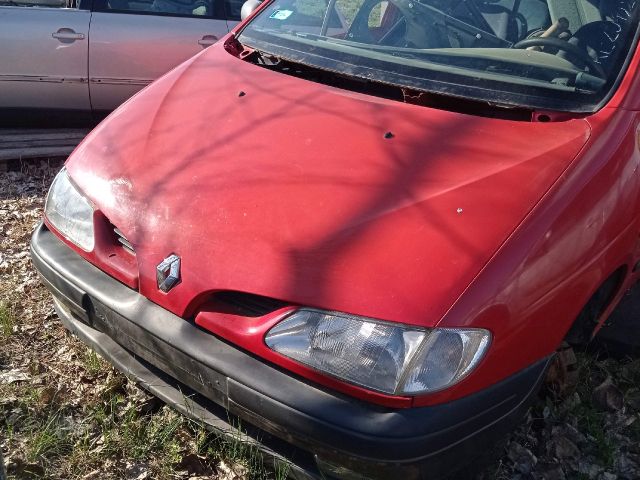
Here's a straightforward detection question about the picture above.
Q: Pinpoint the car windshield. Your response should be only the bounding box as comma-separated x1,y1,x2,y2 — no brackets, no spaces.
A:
237,0,640,111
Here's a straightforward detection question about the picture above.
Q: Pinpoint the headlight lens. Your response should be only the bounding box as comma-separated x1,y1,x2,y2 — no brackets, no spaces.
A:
45,168,94,251
265,309,490,395
401,328,491,393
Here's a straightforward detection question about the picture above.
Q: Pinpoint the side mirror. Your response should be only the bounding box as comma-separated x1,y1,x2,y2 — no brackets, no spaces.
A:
241,0,262,20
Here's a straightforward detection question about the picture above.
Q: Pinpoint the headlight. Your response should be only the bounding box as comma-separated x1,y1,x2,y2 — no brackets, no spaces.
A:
265,309,490,395
45,168,95,251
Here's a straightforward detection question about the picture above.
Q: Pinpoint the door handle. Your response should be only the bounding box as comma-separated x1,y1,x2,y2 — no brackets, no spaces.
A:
52,28,85,41
198,35,218,47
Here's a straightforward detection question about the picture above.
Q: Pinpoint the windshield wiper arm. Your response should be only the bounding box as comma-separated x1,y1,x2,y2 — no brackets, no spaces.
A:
574,72,607,92
226,34,282,65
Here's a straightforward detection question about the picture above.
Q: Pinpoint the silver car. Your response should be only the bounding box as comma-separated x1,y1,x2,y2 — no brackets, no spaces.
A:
0,0,242,113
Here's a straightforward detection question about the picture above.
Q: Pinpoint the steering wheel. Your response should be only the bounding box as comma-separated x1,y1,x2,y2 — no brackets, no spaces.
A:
513,37,606,78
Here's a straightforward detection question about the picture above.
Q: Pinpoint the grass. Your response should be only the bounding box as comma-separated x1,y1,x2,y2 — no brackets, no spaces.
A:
274,460,291,480
0,302,15,339
1,384,192,478
25,410,72,464
193,418,291,480
82,349,106,377
0,385,73,475
119,408,183,461
1,379,292,479
566,354,616,467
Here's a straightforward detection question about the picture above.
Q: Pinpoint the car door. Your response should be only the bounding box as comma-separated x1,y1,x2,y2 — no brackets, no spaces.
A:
0,0,90,111
88,0,229,111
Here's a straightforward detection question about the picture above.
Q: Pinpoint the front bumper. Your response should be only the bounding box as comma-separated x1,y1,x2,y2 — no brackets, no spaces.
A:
31,223,550,480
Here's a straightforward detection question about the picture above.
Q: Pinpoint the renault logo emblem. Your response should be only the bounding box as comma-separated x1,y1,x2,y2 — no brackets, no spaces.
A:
157,254,181,293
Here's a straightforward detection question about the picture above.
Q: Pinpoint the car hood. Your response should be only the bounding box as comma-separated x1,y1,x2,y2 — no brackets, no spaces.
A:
67,42,591,327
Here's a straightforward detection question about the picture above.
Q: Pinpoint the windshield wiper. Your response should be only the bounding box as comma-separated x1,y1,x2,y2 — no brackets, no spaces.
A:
242,50,534,120
574,72,607,92
226,34,282,66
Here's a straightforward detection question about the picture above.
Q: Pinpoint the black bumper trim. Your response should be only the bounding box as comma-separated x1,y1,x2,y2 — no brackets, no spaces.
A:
50,298,320,480
31,223,550,479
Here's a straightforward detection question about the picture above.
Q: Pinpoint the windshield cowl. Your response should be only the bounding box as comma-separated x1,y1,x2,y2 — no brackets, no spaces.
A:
235,0,640,113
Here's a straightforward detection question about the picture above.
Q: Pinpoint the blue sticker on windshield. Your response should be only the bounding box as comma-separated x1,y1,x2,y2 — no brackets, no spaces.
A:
270,9,293,20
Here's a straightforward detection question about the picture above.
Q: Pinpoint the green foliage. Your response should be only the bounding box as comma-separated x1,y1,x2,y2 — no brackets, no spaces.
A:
82,349,106,377
25,410,72,464
0,303,15,340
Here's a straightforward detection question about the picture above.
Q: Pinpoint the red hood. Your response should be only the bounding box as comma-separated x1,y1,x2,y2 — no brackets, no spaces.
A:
67,42,590,327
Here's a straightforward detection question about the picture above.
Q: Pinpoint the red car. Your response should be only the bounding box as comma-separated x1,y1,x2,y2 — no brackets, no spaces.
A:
31,0,640,478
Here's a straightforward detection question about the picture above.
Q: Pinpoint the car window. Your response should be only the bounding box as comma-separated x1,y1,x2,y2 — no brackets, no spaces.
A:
239,0,640,112
94,0,215,17
239,0,344,33
0,0,77,7
335,0,364,27
224,0,243,20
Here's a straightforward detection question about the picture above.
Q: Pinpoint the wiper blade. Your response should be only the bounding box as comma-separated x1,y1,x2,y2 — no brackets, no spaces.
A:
290,31,326,41
574,72,607,92
226,34,282,65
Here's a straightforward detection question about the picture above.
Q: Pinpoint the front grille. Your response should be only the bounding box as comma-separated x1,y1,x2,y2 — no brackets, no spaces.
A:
114,227,135,255
212,291,289,317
